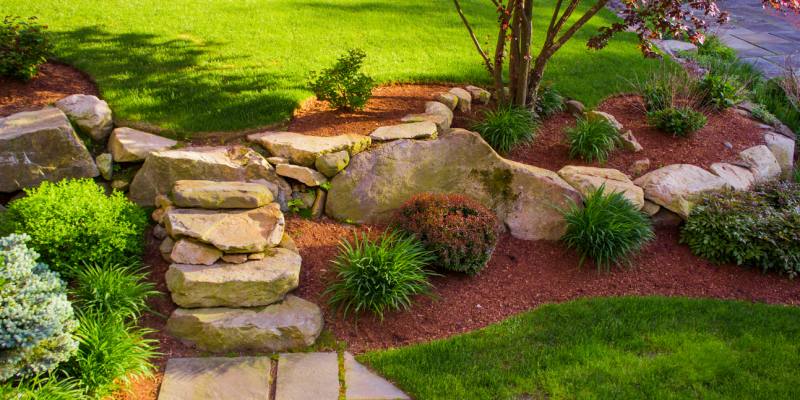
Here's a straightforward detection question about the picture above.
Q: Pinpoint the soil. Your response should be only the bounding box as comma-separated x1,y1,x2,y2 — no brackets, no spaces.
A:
508,95,767,174
0,62,99,117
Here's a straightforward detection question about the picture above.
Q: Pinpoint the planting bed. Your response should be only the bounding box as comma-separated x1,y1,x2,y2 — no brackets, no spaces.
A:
0,62,98,117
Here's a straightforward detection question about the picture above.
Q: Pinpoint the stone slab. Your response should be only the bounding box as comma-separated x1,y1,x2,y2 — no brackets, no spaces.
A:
276,352,339,400
171,180,273,209
165,204,285,253
370,121,438,141
158,357,271,400
344,352,410,400
109,127,177,162
248,131,371,167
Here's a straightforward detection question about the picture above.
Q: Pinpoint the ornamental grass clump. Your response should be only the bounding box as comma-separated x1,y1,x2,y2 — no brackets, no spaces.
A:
394,193,499,275
561,186,654,270
1,179,148,275
566,118,619,163
68,260,158,320
472,105,538,153
681,181,800,277
0,234,78,381
325,231,436,321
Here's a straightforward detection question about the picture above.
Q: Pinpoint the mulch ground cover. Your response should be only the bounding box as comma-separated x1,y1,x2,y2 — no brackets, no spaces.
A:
0,62,99,117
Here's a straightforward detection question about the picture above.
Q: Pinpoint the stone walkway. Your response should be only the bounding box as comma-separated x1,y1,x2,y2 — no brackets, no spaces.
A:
713,0,800,77
158,353,409,400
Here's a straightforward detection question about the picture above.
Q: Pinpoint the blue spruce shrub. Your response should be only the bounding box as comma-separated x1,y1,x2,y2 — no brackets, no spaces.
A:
0,234,78,381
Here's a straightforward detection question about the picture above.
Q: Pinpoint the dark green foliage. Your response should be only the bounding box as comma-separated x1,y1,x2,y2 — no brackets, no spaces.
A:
681,182,800,277
533,83,564,118
63,313,157,399
308,48,374,110
0,16,51,80
794,167,800,184
696,35,737,61
472,106,538,153
749,103,780,126
68,260,158,320
647,106,707,137
325,231,436,320
566,118,619,163
0,374,84,400
2,179,148,274
561,185,654,270
696,73,745,110
394,193,499,276
752,79,800,134
632,66,690,112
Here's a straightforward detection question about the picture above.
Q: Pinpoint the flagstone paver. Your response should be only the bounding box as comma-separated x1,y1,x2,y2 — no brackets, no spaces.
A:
275,352,340,400
344,352,411,400
158,357,272,400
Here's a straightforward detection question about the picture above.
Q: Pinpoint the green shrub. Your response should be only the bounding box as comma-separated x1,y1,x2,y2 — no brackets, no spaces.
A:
533,83,564,118
681,182,800,277
0,16,51,81
794,167,800,184
0,234,78,381
472,106,538,153
696,73,745,110
308,48,374,110
697,35,737,61
647,106,707,137
69,260,158,320
749,103,780,126
63,313,157,399
394,193,499,275
752,79,800,134
561,186,654,270
633,66,691,112
566,118,619,163
325,231,436,320
0,374,84,400
2,179,148,274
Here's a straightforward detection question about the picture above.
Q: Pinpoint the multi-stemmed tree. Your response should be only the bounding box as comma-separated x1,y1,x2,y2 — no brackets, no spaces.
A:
453,0,800,108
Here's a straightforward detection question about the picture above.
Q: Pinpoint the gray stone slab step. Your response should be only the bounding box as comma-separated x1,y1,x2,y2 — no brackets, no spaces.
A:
344,352,410,400
158,357,272,400
276,352,340,400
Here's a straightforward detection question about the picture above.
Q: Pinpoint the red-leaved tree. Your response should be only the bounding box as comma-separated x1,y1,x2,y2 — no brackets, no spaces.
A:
453,0,800,108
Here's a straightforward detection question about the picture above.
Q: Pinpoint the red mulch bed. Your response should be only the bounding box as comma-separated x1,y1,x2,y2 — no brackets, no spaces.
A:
0,62,99,117
508,95,767,175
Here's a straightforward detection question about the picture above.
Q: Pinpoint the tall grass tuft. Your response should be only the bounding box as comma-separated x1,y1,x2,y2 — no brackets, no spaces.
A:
69,260,159,320
566,118,619,163
472,106,538,154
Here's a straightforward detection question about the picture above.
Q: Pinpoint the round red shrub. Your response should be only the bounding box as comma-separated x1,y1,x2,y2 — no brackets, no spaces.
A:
394,193,500,275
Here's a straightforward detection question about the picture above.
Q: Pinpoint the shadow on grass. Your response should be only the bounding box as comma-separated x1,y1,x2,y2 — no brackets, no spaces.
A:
53,26,304,136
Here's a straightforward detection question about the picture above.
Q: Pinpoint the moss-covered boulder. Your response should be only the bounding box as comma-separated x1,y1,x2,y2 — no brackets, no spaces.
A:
325,129,581,240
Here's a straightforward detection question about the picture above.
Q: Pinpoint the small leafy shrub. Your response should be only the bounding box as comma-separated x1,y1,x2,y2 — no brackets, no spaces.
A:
561,186,654,270
681,182,800,277
696,73,745,110
0,16,51,81
394,193,500,275
2,179,148,274
63,312,157,399
69,260,158,320
749,103,780,126
308,48,375,110
566,118,619,163
325,231,436,320
533,83,564,118
0,234,78,381
697,35,737,61
472,106,538,153
647,106,707,137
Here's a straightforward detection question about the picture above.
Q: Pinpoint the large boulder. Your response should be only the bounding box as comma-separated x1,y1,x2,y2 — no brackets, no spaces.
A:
108,127,178,162
738,145,781,183
165,248,301,308
166,295,323,352
709,163,755,191
633,164,728,219
247,131,371,167
171,180,273,209
326,130,582,240
54,94,113,141
0,108,99,192
164,204,285,253
763,132,795,180
557,166,644,209
129,146,290,207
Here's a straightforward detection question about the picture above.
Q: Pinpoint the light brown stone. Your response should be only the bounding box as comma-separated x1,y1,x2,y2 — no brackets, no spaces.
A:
108,127,177,162
165,204,285,252
633,164,728,219
170,239,222,265
171,180,273,209
276,164,328,186
158,357,271,400
54,94,113,141
370,121,438,141
558,165,644,209
247,131,371,167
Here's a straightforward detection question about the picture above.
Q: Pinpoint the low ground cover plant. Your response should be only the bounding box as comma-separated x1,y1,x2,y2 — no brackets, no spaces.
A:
326,231,436,320
566,118,619,163
1,179,148,274
749,103,780,126
0,16,51,80
472,106,538,153
647,106,707,137
681,182,800,277
561,186,654,270
533,84,564,118
394,193,499,276
696,72,745,110
308,48,374,111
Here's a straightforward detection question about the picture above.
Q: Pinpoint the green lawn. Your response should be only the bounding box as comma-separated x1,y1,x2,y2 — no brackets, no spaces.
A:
3,0,662,134
360,297,800,399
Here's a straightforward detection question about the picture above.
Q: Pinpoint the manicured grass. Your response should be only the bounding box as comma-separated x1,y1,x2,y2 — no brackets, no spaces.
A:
5,0,662,134
360,297,800,399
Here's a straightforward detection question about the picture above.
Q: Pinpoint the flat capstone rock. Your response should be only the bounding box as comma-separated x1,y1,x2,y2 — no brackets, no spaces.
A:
344,352,410,400
158,357,271,400
247,131,371,167
276,352,340,400
108,127,178,162
171,180,273,209
275,164,328,186
370,121,438,141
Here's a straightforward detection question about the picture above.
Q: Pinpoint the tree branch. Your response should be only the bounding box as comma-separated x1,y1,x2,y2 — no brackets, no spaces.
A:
551,0,609,54
453,0,494,74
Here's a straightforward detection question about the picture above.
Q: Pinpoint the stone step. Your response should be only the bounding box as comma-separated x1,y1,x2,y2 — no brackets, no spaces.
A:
171,180,273,209
247,131,371,167
370,121,438,141
165,248,301,308
164,203,285,253
158,357,271,400
166,295,323,353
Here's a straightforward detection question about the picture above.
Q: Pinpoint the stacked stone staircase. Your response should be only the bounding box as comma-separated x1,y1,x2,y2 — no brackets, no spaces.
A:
154,179,323,352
